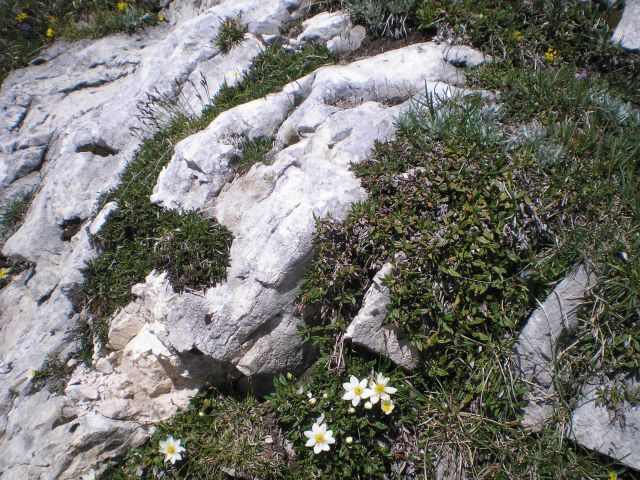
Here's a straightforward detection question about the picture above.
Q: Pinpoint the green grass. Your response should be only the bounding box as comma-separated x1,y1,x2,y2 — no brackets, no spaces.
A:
236,136,274,175
0,0,161,84
75,44,336,361
103,390,289,479
214,16,246,54
0,189,33,238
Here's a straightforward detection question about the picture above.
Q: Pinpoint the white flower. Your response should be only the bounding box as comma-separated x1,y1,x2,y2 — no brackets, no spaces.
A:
381,398,395,415
345,436,353,444
81,469,97,480
322,392,329,399
364,401,373,410
158,435,186,464
342,375,372,406
347,407,356,414
308,397,317,406
303,422,335,454
26,367,37,381
368,373,397,404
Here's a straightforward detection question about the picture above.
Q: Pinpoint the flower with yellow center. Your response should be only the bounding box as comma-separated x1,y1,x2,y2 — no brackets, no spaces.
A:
381,398,395,415
303,422,335,454
512,30,523,42
0,268,9,280
158,435,185,464
116,1,128,11
544,47,558,63
158,13,165,22
368,373,397,404
46,27,54,38
26,367,37,381
16,13,29,23
342,375,372,406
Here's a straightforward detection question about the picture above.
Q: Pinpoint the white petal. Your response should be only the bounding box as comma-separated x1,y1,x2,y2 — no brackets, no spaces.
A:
314,444,322,454
377,373,388,385
362,388,373,399
351,396,361,406
385,386,397,394
321,442,330,451
311,423,321,434
343,382,353,390
306,438,316,447
369,394,380,404
359,378,368,389
380,392,390,401
349,375,359,385
304,430,314,439
317,423,327,434
343,391,355,401
326,435,335,445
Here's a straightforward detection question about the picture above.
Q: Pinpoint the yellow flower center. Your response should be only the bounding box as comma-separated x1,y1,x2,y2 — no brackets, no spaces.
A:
314,433,325,444
382,403,392,413
354,385,363,395
166,444,176,454
375,383,385,394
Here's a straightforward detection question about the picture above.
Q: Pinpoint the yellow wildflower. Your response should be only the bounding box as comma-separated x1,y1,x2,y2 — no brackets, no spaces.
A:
46,27,54,38
49,16,57,24
609,473,618,480
116,1,128,11
513,30,523,42
544,47,558,63
0,268,9,279
158,13,165,22
16,12,29,23
13,56,20,61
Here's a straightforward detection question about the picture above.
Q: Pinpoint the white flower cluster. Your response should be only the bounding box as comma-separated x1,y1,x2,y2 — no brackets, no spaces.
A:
303,372,397,454
342,373,397,414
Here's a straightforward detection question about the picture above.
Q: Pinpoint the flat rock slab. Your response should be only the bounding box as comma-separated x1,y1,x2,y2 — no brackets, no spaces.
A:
513,264,595,429
570,375,640,471
612,0,640,51
345,263,421,370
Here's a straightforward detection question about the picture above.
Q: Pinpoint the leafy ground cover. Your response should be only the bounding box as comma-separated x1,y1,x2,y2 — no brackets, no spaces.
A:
0,0,163,84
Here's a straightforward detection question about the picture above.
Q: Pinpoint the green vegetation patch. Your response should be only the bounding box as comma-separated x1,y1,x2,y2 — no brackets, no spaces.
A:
0,0,162,83
0,188,33,238
76,45,336,361
214,16,247,54
104,391,289,479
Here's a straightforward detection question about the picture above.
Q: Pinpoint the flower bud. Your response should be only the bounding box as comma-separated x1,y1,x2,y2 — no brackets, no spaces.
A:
364,401,373,410
308,397,317,406
345,436,353,444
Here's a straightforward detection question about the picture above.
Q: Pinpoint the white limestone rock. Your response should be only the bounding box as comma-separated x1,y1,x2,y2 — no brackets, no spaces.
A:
612,0,640,51
293,10,366,54
513,264,595,429
298,11,352,43
327,25,367,54
345,263,421,370
569,375,640,470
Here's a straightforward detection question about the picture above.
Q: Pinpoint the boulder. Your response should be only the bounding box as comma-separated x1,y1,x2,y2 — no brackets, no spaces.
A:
345,263,421,370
